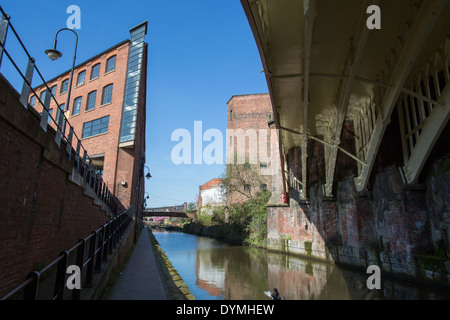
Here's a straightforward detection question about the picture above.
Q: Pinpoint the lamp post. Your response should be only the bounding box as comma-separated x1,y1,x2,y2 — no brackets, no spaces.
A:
134,165,152,243
45,28,78,133
144,166,152,179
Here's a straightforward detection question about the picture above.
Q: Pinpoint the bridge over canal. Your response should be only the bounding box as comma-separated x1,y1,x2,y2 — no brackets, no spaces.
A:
143,203,195,219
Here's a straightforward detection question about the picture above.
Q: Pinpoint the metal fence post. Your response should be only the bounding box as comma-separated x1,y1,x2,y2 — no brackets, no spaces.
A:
66,125,74,161
71,240,85,300
88,160,93,187
0,12,10,69
55,114,63,148
103,223,110,260
23,271,39,300
19,57,35,108
108,221,114,254
85,232,96,287
82,150,87,180
74,140,81,171
39,89,51,132
111,218,117,249
53,251,68,300
95,229,104,272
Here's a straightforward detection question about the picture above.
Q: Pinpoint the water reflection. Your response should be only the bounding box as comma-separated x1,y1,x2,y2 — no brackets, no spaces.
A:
153,231,450,300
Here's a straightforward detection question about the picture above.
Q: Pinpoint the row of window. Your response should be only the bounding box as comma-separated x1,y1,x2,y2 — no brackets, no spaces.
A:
71,83,114,115
75,55,116,87
244,184,268,192
34,83,113,118
38,109,110,140
82,115,110,139
29,55,116,107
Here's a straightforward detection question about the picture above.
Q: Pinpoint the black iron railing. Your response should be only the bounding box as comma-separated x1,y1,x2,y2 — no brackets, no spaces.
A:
0,207,134,300
0,6,117,214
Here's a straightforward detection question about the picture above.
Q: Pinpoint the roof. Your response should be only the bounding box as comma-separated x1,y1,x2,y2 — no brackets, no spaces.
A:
39,39,130,87
199,178,224,190
35,20,148,88
226,93,270,105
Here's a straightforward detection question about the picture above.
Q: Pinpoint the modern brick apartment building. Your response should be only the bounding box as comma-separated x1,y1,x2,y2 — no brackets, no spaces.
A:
30,21,148,215
226,94,276,206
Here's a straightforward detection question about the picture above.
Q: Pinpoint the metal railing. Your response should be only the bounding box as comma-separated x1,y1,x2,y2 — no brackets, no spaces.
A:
0,207,134,300
146,203,187,213
0,6,117,214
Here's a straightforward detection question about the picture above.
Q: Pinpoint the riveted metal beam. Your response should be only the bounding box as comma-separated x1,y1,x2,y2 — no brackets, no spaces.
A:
354,0,447,192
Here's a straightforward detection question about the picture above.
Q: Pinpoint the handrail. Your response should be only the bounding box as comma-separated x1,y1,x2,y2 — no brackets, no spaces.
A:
0,6,117,214
0,207,135,300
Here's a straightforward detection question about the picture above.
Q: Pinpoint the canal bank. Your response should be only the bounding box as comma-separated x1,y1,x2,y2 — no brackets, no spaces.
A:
182,222,245,245
147,228,196,300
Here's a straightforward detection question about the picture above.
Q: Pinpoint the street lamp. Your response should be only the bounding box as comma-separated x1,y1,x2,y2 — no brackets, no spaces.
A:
45,28,78,130
144,166,152,179
133,165,152,243
45,48,62,61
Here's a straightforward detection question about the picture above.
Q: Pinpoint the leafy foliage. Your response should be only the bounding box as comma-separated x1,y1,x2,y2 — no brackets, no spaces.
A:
193,163,271,246
228,190,271,246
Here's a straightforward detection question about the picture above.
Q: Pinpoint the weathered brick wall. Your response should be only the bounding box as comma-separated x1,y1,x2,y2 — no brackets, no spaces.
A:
226,94,274,206
267,116,450,287
0,75,111,297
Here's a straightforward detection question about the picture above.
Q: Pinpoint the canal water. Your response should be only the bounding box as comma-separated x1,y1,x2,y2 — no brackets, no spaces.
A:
152,230,450,300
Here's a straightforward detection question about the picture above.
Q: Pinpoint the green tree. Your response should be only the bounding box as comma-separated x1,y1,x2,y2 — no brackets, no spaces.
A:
220,163,271,246
228,190,270,246
186,201,197,213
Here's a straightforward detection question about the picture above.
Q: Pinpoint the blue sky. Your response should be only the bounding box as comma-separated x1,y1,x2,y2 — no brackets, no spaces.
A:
1,1,268,207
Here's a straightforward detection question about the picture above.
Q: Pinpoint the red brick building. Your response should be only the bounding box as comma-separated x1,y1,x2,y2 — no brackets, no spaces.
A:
226,94,276,206
30,21,148,215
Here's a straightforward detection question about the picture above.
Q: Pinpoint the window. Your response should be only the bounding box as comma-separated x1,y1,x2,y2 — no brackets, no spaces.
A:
76,70,86,86
119,22,146,144
86,91,97,111
230,109,233,121
29,95,36,107
260,162,268,168
50,85,57,96
101,84,113,105
61,79,69,93
90,63,100,80
40,90,46,103
260,184,268,191
82,116,110,139
105,56,116,73
72,96,82,115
